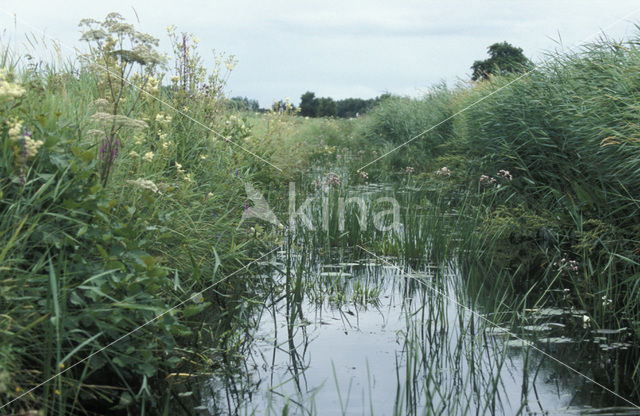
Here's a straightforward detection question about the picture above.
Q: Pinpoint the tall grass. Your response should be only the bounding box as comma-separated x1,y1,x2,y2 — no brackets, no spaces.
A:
350,84,455,179
455,35,640,330
335,31,640,340
0,20,282,415
297,29,640,403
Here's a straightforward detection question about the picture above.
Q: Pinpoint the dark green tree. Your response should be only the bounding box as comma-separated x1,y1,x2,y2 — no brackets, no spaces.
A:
295,92,392,118
471,42,532,81
299,91,318,117
316,97,337,117
336,98,370,118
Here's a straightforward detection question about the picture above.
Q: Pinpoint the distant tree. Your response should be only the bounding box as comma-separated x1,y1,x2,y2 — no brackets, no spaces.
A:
229,96,260,111
376,93,394,103
471,42,532,81
230,96,247,109
293,92,393,118
271,100,285,113
336,98,370,118
316,97,337,117
299,91,318,117
270,98,297,115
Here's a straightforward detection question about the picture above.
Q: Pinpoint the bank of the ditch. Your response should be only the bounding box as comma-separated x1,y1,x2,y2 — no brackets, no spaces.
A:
326,32,640,397
0,16,327,414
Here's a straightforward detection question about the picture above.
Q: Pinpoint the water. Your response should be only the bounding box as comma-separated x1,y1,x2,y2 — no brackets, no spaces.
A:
201,256,639,415
197,181,639,415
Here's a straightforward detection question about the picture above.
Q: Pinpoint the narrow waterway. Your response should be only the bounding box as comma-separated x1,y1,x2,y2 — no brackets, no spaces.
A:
201,183,639,415
202,255,637,415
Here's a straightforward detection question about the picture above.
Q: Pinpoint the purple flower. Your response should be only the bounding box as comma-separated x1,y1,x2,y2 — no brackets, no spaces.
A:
325,172,341,187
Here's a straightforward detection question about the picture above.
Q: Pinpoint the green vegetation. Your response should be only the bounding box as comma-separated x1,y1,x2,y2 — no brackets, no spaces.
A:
2,11,640,415
277,32,640,404
471,41,532,81
315,35,640,390
0,13,293,415
298,90,390,118
228,96,260,112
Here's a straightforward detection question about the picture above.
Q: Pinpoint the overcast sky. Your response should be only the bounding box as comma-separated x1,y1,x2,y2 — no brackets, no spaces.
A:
2,1,640,107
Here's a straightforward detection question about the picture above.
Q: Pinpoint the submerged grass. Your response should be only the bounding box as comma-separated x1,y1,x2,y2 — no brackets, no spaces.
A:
214,236,631,415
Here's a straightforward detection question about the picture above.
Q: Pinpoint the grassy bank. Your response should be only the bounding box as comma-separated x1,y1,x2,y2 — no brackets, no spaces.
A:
322,32,640,386
0,14,313,415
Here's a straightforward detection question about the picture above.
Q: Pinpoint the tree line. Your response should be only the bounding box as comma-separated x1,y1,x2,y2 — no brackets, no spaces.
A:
298,91,392,118
229,93,392,118
229,41,530,116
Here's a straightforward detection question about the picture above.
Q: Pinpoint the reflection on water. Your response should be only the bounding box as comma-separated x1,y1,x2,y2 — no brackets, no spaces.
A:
201,253,640,415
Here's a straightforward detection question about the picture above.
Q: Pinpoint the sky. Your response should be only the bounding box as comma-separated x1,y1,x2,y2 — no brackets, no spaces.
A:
2,1,640,108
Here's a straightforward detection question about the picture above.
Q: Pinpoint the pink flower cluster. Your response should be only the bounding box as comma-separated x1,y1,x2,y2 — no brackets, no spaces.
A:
404,166,415,174
436,167,450,177
358,170,369,180
497,169,513,181
326,172,340,187
553,256,579,273
480,169,513,186
479,175,497,185
312,172,341,189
